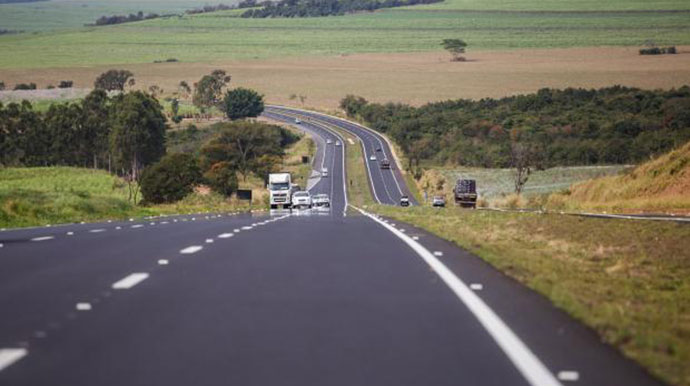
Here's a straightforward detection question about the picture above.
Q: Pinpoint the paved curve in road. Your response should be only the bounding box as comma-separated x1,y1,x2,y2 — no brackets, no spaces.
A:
0,111,663,386
265,105,417,206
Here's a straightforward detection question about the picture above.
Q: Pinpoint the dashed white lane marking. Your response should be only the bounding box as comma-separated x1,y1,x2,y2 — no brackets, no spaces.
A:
242,226,253,230
412,236,419,241
115,226,122,230
173,219,178,223
112,273,149,290
557,371,579,382
217,233,234,239
0,348,28,372
31,236,54,242
158,259,169,265
161,221,169,225
205,239,214,244
149,222,156,226
89,229,106,233
433,251,444,257
399,229,405,233
66,232,74,236
131,224,143,229
75,302,92,311
180,246,203,254
0,243,3,248
191,218,196,221
470,283,484,291
233,229,241,233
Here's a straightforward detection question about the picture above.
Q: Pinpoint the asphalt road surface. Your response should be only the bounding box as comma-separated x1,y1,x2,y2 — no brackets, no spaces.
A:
0,109,664,386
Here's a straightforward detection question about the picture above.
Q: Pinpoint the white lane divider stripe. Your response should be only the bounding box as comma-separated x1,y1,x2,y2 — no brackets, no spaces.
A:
557,371,579,382
205,239,214,244
131,224,143,229
158,259,169,265
433,251,444,257
112,273,149,290
218,233,234,239
242,226,253,230
76,303,92,311
180,246,203,254
31,236,54,241
0,348,28,372
354,206,563,386
89,229,106,233
66,232,74,236
470,283,484,291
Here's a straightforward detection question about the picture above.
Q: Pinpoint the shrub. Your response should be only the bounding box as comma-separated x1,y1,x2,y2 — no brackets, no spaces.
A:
13,83,37,90
58,80,74,88
140,153,202,204
204,161,238,196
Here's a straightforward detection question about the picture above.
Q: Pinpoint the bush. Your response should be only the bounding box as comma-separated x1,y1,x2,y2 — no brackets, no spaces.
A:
140,153,202,204
58,80,74,88
223,87,264,120
204,161,238,196
13,83,37,90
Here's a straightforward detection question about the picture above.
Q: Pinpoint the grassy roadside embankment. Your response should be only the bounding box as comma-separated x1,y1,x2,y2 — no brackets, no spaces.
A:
0,126,316,228
372,205,690,385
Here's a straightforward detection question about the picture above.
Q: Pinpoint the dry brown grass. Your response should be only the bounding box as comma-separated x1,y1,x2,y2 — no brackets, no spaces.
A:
2,46,690,109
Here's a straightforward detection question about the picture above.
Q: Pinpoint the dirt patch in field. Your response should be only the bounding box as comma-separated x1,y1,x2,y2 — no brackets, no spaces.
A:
1,46,689,109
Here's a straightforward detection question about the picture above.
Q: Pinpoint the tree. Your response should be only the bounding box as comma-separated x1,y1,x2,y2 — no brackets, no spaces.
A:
203,161,238,196
178,81,191,99
109,91,168,202
192,70,231,109
223,87,264,120
510,141,535,195
94,69,135,91
140,153,202,203
81,89,111,169
148,85,162,98
441,39,468,62
0,81,5,91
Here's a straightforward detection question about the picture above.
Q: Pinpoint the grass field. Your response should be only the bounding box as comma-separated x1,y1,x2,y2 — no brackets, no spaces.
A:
374,205,690,386
0,0,236,32
0,3,689,69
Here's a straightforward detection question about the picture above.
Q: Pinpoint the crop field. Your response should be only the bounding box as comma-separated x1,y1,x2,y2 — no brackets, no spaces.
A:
1,2,689,69
0,0,233,31
439,165,628,199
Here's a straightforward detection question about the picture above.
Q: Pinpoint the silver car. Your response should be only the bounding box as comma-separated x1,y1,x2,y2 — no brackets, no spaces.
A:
292,191,312,209
312,194,331,208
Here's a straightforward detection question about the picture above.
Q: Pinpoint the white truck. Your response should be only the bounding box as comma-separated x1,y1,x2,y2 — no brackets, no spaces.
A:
268,172,294,209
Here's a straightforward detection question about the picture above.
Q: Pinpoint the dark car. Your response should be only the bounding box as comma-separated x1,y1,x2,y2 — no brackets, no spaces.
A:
400,195,410,207
380,159,391,169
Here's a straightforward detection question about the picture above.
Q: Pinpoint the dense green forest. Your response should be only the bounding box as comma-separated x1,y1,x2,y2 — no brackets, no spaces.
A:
341,86,690,168
241,0,442,18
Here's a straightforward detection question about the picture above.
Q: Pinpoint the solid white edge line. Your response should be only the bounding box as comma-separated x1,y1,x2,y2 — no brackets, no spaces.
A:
0,348,28,372
111,273,149,290
353,205,563,386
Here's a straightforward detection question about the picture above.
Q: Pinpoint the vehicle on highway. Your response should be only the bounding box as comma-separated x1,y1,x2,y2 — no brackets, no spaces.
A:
400,195,410,207
292,191,312,209
268,172,294,209
335,140,341,146
321,167,329,177
369,155,377,161
376,146,382,152
326,139,333,145
432,196,446,207
453,179,477,208
294,118,301,124
312,194,331,208
380,159,391,169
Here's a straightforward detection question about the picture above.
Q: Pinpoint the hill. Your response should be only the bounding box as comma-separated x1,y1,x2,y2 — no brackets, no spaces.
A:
548,140,690,213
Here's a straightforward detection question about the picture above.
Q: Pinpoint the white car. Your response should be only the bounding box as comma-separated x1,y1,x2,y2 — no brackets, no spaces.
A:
335,141,341,146
312,194,331,208
292,191,312,209
326,139,333,145
294,118,301,124
321,167,329,177
369,155,377,161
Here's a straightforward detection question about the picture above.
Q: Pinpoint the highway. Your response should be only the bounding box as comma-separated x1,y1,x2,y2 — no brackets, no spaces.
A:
0,109,664,386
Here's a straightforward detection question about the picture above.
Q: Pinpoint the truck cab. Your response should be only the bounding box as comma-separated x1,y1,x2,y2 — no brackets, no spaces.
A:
268,173,293,209
453,179,477,208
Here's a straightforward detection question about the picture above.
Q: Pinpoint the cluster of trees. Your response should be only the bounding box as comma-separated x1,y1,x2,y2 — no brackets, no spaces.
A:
184,3,256,14
0,29,22,35
0,80,73,91
241,0,442,18
340,86,690,170
639,46,677,55
89,11,161,26
184,69,265,120
141,121,299,203
0,90,167,200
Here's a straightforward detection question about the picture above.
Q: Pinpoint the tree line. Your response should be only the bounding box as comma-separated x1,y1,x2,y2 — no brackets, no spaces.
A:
340,86,690,170
241,0,442,18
